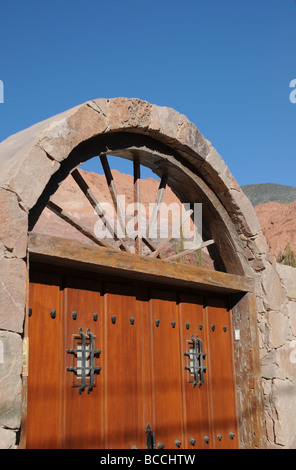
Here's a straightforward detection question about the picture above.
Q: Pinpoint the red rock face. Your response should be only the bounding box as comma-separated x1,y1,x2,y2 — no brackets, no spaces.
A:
255,201,296,260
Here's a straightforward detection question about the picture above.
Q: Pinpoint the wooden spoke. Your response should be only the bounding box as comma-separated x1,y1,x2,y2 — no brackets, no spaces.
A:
141,236,159,255
100,155,126,234
163,239,215,262
149,208,193,258
147,174,168,239
133,160,142,255
71,169,130,252
46,201,115,250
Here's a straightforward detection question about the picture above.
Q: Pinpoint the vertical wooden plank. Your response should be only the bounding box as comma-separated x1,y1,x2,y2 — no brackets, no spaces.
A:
140,287,154,443
104,282,145,449
26,273,62,449
205,297,238,449
149,289,183,449
63,277,104,449
178,294,212,449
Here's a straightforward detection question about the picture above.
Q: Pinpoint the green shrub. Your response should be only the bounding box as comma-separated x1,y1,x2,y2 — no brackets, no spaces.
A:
283,243,296,268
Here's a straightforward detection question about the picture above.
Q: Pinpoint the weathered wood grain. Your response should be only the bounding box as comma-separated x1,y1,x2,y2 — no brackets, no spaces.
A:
28,233,254,294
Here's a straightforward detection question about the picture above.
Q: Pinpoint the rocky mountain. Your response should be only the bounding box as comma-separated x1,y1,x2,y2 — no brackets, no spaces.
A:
241,183,296,206
253,200,296,260
242,184,296,260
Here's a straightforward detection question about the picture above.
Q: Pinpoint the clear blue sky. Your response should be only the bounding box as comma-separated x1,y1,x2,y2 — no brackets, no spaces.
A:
0,0,295,187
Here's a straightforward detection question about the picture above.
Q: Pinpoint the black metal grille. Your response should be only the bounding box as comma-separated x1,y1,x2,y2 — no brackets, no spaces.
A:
67,328,101,394
184,334,207,388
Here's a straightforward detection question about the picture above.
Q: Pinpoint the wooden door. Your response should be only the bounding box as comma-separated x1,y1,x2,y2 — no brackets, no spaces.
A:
63,277,104,449
179,293,212,449
103,283,146,449
26,272,63,449
26,268,238,449
205,297,238,449
149,290,183,449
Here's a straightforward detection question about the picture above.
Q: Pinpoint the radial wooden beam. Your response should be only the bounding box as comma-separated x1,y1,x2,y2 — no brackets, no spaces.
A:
71,168,130,252
46,200,115,250
133,160,142,255
100,155,126,235
163,239,215,262
147,174,168,239
149,208,193,258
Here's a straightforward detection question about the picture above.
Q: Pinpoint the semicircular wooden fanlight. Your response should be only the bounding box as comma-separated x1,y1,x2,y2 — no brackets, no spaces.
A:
44,155,214,265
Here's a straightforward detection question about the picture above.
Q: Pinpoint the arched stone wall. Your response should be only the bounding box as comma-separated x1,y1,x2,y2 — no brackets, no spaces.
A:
0,97,288,448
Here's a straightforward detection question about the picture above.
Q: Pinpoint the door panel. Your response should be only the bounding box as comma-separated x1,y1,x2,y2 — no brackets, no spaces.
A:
149,290,183,449
63,277,103,449
104,283,146,449
179,294,212,449
26,273,62,449
205,297,238,449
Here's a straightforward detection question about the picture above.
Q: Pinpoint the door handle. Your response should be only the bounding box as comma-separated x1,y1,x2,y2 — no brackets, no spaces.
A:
145,423,156,449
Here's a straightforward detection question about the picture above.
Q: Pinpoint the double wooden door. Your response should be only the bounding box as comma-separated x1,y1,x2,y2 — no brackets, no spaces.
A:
26,268,238,449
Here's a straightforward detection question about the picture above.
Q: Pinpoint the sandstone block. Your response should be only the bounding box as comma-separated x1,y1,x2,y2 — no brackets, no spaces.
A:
267,311,290,349
264,411,275,444
156,105,187,142
201,146,236,193
271,379,296,447
5,147,60,210
178,119,209,159
218,187,262,238
248,232,269,257
40,103,108,162
0,331,22,430
287,301,296,336
262,263,286,312
276,263,296,301
0,189,28,258
261,349,284,379
0,426,16,449
0,258,26,333
276,343,296,381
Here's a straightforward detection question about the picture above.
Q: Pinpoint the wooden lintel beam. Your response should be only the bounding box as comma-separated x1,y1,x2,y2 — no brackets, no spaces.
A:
28,233,254,295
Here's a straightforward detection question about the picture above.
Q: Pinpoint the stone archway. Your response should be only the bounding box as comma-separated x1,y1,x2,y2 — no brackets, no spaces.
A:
0,97,284,449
